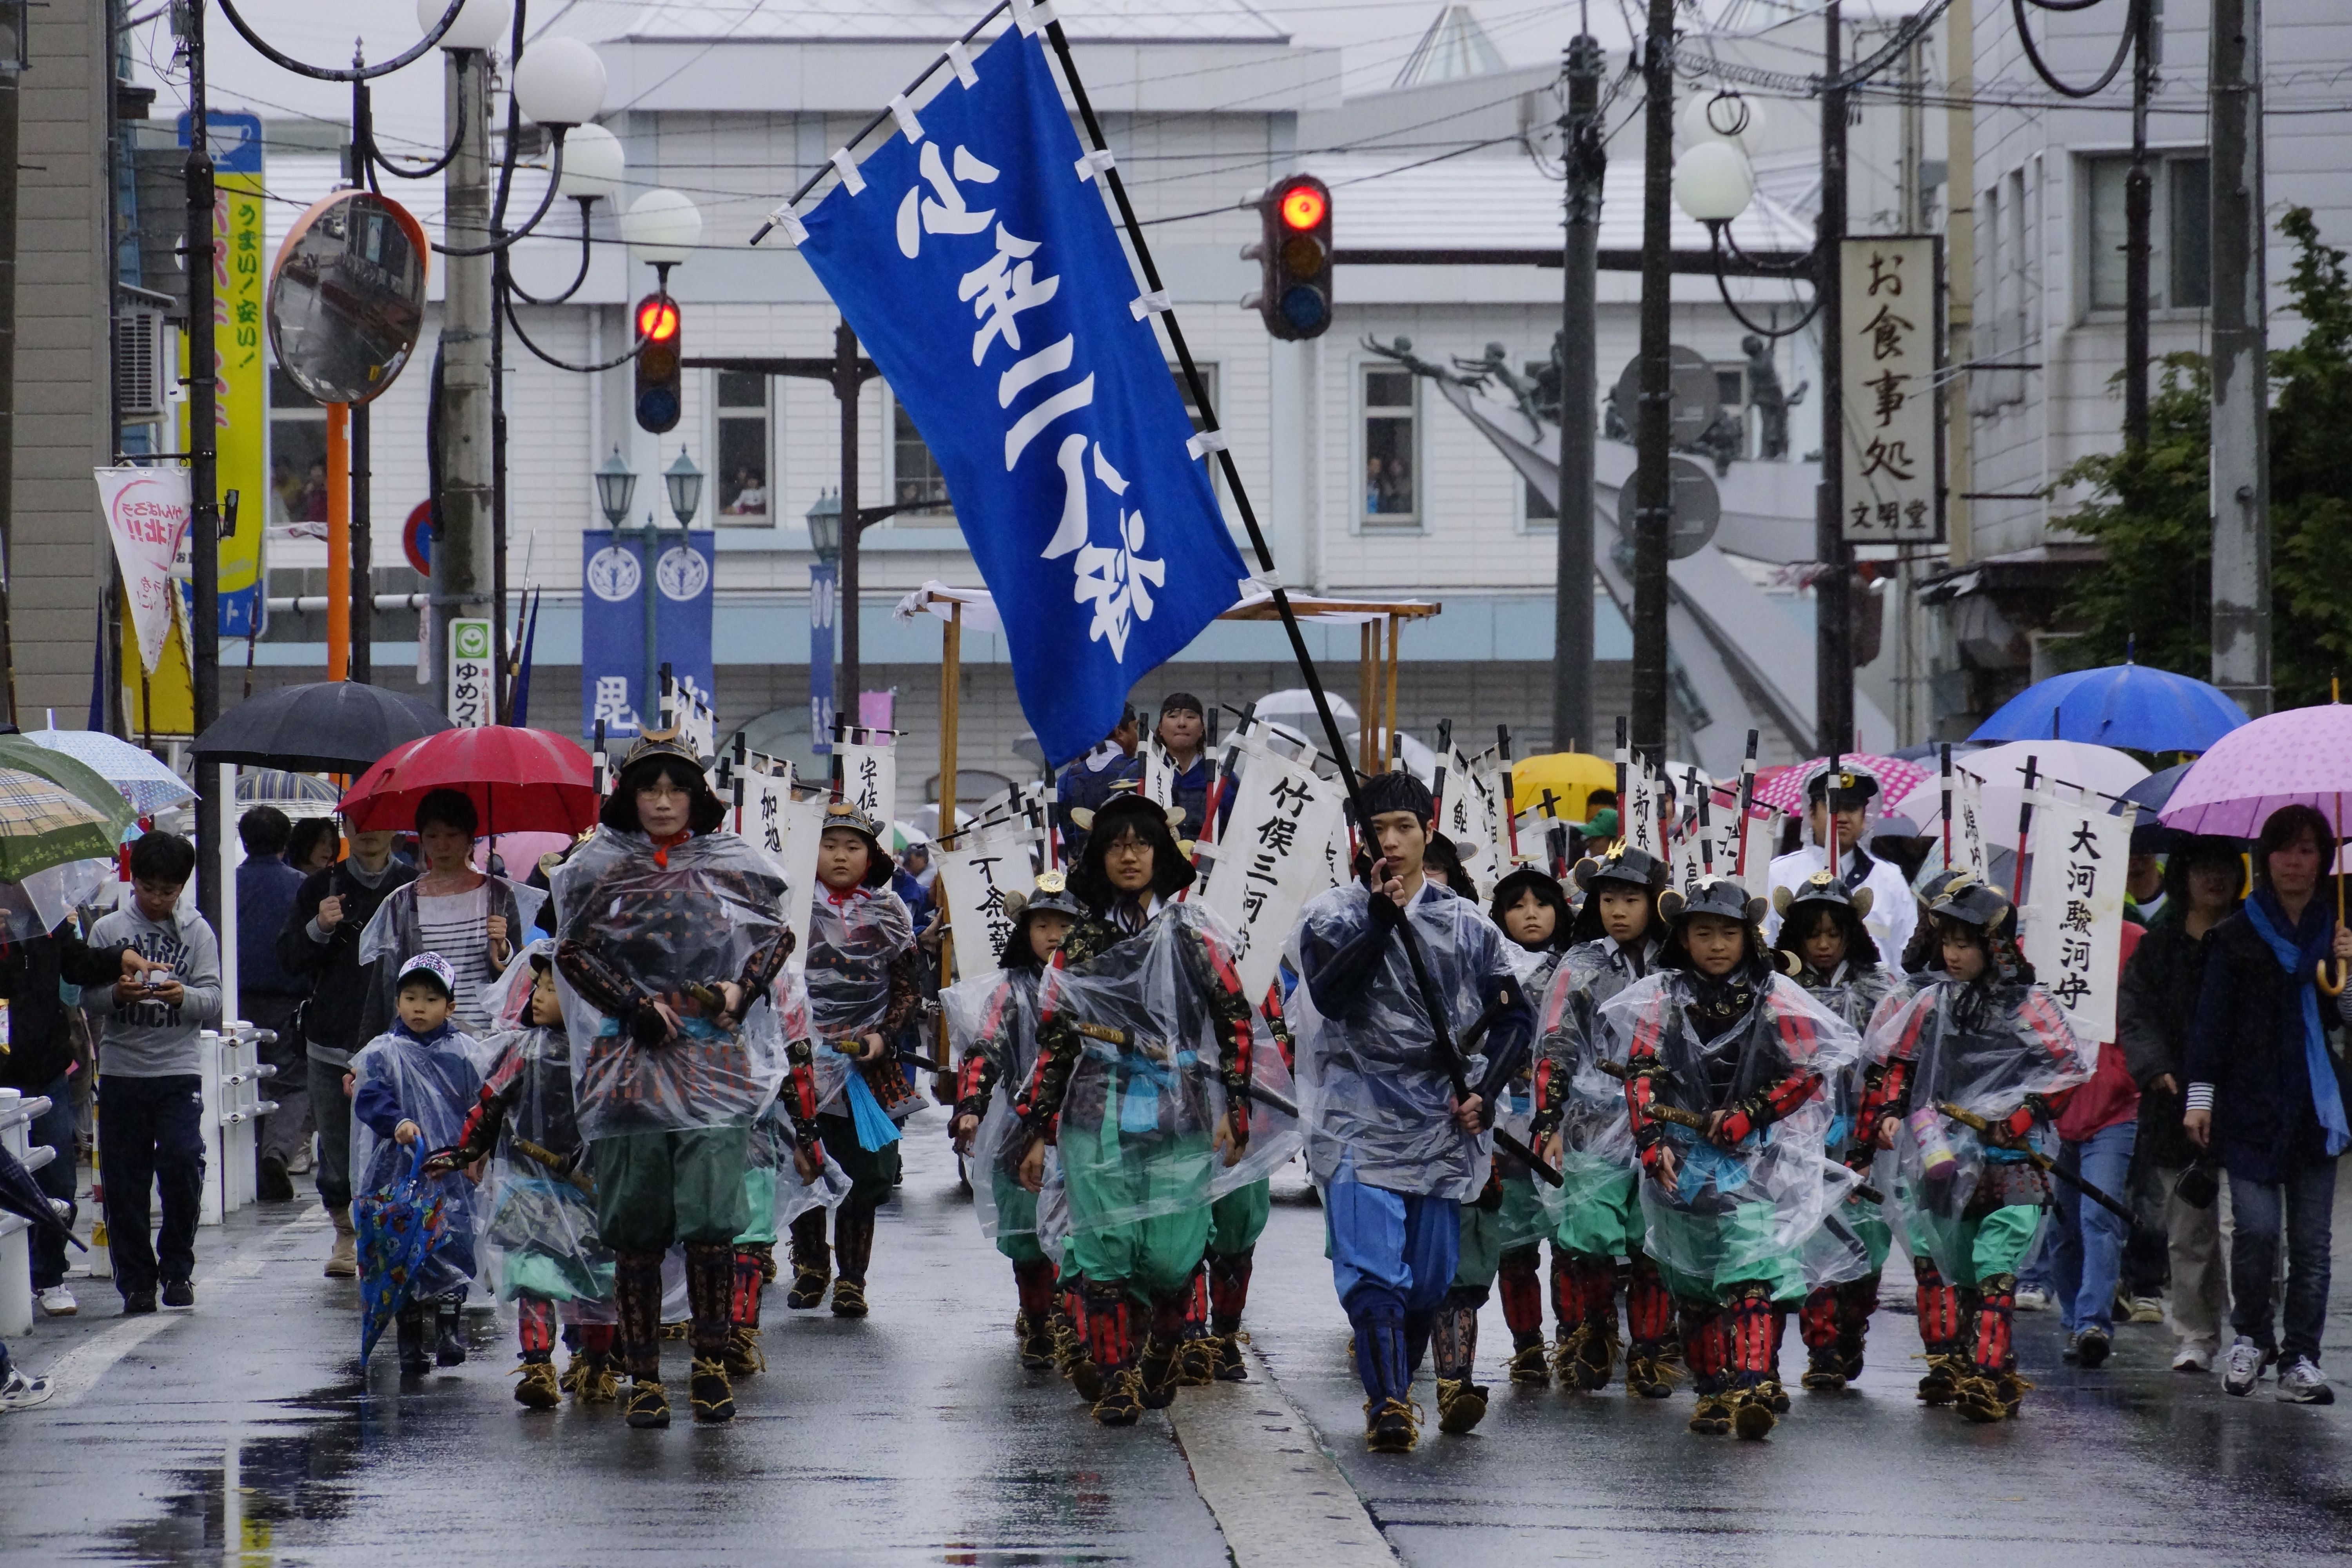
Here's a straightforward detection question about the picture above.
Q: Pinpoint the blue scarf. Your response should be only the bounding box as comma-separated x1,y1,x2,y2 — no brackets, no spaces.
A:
2240,892,2352,1158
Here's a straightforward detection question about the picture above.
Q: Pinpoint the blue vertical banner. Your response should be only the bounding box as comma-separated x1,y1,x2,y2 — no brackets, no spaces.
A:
787,25,1247,767
809,560,837,754
581,528,714,738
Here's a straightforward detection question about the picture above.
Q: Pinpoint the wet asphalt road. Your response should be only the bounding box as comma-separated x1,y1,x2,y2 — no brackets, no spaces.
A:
5,1109,2352,1566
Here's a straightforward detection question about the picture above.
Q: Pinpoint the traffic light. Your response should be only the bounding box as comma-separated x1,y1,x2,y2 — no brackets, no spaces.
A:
633,292,682,433
1243,174,1332,340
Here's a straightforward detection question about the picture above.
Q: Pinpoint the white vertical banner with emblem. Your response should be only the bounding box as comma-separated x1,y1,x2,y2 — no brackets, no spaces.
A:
1196,734,1348,1000
739,760,795,859
1952,771,1990,877
777,795,828,973
1621,759,1661,859
936,830,1031,970
1840,234,1944,545
1142,740,1177,811
838,735,898,828
446,618,495,728
2021,788,2132,1045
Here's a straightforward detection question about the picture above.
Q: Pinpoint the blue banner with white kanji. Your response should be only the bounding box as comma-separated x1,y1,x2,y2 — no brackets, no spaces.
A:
791,26,1247,768
579,528,714,738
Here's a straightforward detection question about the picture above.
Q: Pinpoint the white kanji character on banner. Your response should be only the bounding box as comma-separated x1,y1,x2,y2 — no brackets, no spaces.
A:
895,142,1000,259
958,224,1059,363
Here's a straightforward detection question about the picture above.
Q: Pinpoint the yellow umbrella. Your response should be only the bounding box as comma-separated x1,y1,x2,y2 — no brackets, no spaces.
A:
1510,752,1619,821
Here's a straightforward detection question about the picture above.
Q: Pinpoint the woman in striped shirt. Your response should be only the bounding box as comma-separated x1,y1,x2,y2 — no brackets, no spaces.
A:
358,790,532,1044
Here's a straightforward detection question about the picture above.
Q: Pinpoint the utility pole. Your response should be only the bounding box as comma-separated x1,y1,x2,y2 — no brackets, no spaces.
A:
2123,0,2156,452
185,0,223,926
1629,0,1675,767
1945,0,1975,568
432,41,494,713
0,22,20,725
1815,1,1854,755
2208,0,2269,713
350,403,371,683
1553,34,1604,757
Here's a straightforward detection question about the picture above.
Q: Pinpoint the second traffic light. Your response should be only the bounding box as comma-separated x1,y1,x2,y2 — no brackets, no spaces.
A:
1245,174,1332,341
634,292,682,433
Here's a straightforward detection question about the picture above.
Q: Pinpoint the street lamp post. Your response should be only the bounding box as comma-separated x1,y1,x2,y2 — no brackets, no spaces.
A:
806,489,841,751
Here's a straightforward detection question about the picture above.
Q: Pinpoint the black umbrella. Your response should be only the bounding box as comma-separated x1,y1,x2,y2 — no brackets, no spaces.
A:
0,1143,84,1252
190,681,451,773
2111,762,2196,854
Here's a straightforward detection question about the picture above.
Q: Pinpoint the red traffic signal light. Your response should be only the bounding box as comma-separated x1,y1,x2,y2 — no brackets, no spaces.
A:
633,292,682,434
1244,175,1332,341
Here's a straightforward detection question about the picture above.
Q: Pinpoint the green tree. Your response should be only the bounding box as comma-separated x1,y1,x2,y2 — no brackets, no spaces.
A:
2055,206,2352,708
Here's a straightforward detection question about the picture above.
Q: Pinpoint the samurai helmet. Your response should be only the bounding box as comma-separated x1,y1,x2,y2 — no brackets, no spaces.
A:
818,797,895,888
602,728,726,835
1657,873,1768,929
1772,867,1876,924
1927,871,2013,933
1067,778,1187,833
1572,842,1669,894
618,724,705,775
1003,869,1086,924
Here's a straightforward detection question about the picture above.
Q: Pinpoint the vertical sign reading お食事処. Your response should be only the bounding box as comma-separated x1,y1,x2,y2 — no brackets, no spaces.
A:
177,111,267,639
1839,235,1944,546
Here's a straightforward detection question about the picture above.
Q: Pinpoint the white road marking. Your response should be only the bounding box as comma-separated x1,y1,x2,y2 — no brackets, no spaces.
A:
1169,1344,1399,1567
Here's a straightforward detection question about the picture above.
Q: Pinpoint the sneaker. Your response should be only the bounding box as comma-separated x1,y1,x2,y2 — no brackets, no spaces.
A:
2013,1285,2052,1313
0,1367,56,1412
2171,1344,2214,1374
2222,1337,2269,1397
257,1153,295,1203
160,1279,194,1309
2127,1296,2165,1325
2275,1357,2335,1405
36,1284,76,1318
2076,1327,2111,1369
2062,1332,2081,1365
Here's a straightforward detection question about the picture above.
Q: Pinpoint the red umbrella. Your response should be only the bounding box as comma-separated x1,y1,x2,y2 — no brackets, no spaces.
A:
338,725,597,837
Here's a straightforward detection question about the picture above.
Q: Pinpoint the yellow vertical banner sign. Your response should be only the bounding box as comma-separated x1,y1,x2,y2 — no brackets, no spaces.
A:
175,111,268,644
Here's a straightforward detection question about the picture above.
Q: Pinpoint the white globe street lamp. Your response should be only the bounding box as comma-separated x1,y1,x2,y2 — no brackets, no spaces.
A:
557,122,625,203
421,0,511,52
514,36,607,129
1673,140,1756,226
622,188,703,270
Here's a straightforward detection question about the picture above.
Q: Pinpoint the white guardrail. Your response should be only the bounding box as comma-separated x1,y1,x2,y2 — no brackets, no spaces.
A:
0,1087,58,1339
198,1024,279,1227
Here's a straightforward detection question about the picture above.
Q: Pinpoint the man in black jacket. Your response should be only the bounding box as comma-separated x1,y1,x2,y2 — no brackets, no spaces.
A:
0,918,143,1315
277,826,415,1277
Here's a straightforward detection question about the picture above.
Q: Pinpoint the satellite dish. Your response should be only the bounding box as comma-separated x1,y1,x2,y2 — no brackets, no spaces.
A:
266,189,430,407
1612,345,1724,446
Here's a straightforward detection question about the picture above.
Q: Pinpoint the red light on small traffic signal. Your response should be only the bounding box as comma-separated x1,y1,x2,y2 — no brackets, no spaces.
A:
636,298,681,342
1279,185,1327,230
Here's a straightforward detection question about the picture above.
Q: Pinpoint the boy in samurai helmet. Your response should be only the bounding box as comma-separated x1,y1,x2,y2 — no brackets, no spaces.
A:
948,872,1084,1372
1011,787,1261,1426
1772,872,1906,1392
1863,875,2090,1423
550,729,813,1430
1288,771,1533,1454
1528,844,1673,1397
1604,875,1861,1440
428,943,616,1409
789,797,922,1319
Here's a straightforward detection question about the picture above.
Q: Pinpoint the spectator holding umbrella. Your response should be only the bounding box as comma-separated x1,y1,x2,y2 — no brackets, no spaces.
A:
2185,804,2352,1404
281,819,416,1278
356,790,528,1044
236,806,310,1203
2118,834,2244,1371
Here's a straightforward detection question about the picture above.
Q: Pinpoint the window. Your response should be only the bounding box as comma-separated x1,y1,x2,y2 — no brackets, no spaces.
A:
2082,150,2210,313
714,371,770,522
891,393,953,520
269,366,327,528
1362,367,1419,524
1169,361,1222,506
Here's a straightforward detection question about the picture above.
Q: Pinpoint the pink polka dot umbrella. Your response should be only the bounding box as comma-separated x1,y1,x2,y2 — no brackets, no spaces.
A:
2160,702,2352,838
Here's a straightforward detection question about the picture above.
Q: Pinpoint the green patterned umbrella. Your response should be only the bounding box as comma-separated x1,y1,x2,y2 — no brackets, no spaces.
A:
0,735,136,882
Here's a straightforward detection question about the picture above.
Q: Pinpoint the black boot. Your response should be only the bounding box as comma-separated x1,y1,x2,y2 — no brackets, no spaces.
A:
1085,1281,1143,1426
786,1208,830,1310
685,1244,737,1423
831,1205,875,1318
613,1249,670,1428
434,1300,468,1367
396,1305,430,1377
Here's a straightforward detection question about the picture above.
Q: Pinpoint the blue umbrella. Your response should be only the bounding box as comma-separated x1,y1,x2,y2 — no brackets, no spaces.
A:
1970,662,2249,753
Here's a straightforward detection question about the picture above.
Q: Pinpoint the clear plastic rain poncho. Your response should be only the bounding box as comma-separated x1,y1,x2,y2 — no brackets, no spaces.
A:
740,970,851,1238
943,966,1045,1242
804,887,916,1119
548,826,793,1140
1864,976,2094,1281
1287,884,1518,1202
468,945,612,1309
1596,968,1864,1294
1791,965,1915,1287
1037,900,1301,1234
348,1025,484,1300
0,858,112,944
1531,941,1649,1236
356,875,546,1054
